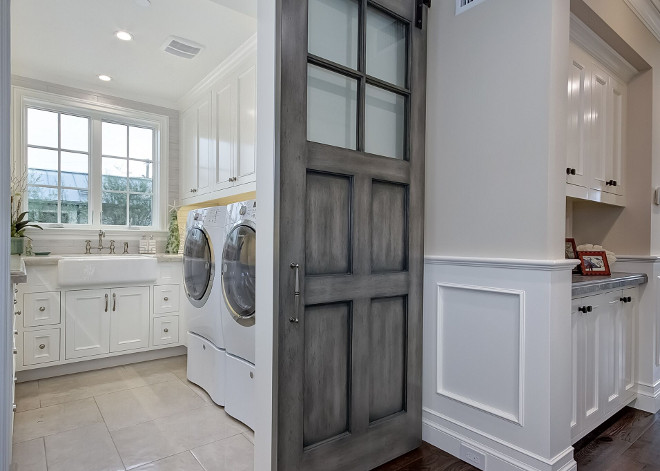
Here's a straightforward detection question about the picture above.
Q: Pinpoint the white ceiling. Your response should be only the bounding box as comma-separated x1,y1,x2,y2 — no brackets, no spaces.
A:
11,0,257,109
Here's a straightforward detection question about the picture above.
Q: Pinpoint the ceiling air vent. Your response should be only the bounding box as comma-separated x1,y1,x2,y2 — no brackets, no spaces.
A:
456,0,488,15
162,36,204,59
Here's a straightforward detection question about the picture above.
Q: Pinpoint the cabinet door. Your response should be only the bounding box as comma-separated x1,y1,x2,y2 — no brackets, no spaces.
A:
600,292,621,411
571,301,582,441
235,64,256,185
214,82,235,191
578,294,603,434
620,288,636,404
65,289,110,359
608,77,626,196
109,287,150,353
567,47,589,189
196,94,213,195
589,66,609,193
181,106,199,199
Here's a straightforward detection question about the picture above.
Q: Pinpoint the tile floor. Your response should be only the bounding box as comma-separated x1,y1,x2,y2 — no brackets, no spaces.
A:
10,355,254,471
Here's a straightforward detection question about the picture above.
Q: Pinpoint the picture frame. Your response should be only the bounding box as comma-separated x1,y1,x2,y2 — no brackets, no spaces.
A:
578,250,611,276
565,238,580,274
565,238,578,259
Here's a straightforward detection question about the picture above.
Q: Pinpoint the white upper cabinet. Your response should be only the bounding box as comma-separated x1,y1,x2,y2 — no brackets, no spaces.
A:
566,44,628,206
180,38,257,204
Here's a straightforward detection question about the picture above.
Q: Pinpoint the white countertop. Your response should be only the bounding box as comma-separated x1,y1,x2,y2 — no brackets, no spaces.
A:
22,253,183,266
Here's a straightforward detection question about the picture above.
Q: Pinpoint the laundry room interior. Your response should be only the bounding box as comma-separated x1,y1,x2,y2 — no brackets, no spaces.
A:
7,0,260,469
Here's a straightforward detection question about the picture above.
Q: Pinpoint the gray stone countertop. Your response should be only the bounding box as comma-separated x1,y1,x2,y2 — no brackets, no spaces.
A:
572,272,648,298
22,253,183,266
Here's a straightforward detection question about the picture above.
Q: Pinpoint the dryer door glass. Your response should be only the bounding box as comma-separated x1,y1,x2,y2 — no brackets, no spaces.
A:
222,224,256,321
183,227,213,302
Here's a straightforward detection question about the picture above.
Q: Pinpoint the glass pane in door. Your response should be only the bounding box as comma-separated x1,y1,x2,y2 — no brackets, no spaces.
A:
307,64,358,149
308,0,359,69
366,7,407,87
365,85,405,159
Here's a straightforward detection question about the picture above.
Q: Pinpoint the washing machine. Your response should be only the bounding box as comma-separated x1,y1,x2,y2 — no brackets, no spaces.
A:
220,199,256,429
183,206,227,406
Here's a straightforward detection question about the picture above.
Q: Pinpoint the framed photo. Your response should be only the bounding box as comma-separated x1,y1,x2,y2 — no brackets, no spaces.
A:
565,238,578,259
578,251,611,276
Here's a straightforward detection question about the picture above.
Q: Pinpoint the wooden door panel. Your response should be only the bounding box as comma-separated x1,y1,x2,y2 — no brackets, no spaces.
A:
278,0,426,468
305,172,352,276
369,296,407,422
371,181,408,273
303,302,352,447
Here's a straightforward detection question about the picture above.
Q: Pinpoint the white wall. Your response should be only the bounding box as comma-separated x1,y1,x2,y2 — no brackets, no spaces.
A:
0,0,11,468
424,0,568,260
254,0,277,469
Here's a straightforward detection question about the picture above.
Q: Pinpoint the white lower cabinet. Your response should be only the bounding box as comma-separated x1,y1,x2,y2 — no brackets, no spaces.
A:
16,261,183,371
109,287,150,353
66,286,150,359
23,328,60,366
152,316,180,346
65,289,111,359
571,287,637,443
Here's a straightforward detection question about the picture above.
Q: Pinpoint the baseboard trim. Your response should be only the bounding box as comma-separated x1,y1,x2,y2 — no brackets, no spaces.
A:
422,414,576,471
16,346,187,382
631,387,660,413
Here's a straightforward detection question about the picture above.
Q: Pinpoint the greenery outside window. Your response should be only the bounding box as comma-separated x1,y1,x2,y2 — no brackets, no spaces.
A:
16,89,168,232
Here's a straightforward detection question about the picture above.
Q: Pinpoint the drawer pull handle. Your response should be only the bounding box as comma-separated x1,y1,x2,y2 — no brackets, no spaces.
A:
164,328,169,333
15,311,21,316
164,297,169,301
578,305,592,313
39,306,46,312
13,299,17,305
39,344,45,350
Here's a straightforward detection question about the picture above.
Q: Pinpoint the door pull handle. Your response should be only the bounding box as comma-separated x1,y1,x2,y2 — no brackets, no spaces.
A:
289,263,300,323
113,293,116,311
105,294,109,312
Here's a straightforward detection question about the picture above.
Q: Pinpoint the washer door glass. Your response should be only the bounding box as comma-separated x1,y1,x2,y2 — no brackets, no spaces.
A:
183,227,213,305
222,224,256,324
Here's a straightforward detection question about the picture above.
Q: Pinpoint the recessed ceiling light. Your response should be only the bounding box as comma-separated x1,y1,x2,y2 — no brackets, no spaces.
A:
115,31,133,41
98,75,112,82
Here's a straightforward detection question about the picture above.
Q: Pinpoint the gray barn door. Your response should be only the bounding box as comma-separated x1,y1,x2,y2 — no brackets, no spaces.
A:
278,0,427,469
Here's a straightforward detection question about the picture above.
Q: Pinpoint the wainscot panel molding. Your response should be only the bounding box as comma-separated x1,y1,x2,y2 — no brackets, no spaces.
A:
424,256,579,271
423,257,576,471
613,257,660,413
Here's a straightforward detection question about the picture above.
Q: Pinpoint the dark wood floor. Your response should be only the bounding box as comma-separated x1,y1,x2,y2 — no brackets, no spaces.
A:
375,407,660,471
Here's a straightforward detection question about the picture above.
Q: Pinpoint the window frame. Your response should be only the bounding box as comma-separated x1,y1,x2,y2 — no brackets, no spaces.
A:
13,87,169,233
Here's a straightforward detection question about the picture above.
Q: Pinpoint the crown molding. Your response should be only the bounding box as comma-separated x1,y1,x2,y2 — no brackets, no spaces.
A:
624,0,660,43
570,13,639,83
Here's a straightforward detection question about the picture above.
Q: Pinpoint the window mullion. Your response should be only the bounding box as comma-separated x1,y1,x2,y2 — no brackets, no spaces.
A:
57,113,62,224
357,0,367,152
90,119,103,227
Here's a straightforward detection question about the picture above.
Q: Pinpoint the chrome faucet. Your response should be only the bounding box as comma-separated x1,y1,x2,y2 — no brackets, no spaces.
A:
85,240,92,254
98,230,105,251
109,240,115,254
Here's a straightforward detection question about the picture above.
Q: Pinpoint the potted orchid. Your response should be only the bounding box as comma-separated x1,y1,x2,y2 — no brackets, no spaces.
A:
10,171,41,254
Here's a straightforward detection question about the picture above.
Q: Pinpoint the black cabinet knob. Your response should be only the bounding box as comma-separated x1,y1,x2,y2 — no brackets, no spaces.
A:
566,167,571,175
571,168,576,175
578,306,592,313
613,180,617,187
627,296,632,303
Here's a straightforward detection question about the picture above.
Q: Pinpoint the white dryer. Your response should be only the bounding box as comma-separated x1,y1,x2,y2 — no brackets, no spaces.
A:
183,206,227,406
220,199,256,429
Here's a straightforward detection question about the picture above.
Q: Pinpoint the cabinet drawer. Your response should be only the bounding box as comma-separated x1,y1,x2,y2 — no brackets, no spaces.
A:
154,285,180,314
24,291,61,327
153,316,179,346
23,329,60,366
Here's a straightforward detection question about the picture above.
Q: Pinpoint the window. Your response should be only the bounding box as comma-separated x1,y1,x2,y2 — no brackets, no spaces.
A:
27,108,90,224
18,90,168,231
101,122,154,227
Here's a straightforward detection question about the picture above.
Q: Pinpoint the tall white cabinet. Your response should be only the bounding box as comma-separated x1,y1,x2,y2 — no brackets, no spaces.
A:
566,43,627,206
180,36,256,204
